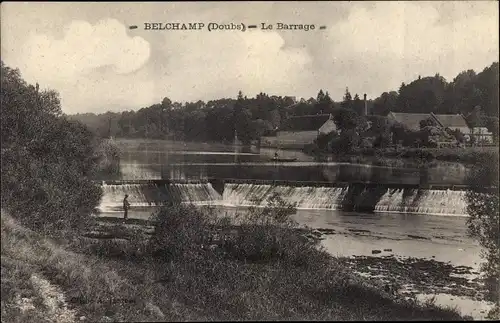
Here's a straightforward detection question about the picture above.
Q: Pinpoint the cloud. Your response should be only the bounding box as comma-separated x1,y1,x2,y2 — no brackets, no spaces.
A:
6,15,312,113
323,2,499,96
6,18,152,111
24,19,150,78
154,28,312,102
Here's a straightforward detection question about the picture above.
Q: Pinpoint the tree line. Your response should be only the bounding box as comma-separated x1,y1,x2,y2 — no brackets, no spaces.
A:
70,62,498,145
372,63,498,126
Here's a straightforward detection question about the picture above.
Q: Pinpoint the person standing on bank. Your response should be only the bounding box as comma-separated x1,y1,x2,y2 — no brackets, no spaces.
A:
123,194,130,220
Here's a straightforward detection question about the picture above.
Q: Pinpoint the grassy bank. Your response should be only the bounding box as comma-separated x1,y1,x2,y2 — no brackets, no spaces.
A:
2,204,470,322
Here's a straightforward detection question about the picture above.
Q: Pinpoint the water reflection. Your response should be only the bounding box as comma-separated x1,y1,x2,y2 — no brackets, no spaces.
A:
109,139,468,185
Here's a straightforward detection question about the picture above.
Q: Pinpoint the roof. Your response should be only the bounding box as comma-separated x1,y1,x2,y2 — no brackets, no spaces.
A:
279,114,332,132
432,114,469,129
387,112,430,130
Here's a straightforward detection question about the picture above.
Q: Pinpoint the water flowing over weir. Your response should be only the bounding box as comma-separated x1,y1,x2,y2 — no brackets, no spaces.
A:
221,184,347,210
98,181,470,216
99,183,221,213
375,189,468,216
221,184,468,215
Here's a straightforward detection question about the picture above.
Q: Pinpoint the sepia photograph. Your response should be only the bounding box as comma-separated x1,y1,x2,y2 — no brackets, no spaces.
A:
1,1,499,321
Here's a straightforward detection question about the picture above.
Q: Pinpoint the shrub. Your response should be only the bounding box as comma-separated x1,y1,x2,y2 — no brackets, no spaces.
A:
148,194,326,268
149,204,222,261
329,129,360,154
315,131,337,150
224,193,326,267
303,142,320,155
94,138,121,178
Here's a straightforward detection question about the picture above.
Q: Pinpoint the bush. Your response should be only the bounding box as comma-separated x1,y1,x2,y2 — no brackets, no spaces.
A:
303,142,320,155
148,194,326,268
315,131,337,150
94,138,121,178
329,129,360,154
223,193,326,267
149,204,219,260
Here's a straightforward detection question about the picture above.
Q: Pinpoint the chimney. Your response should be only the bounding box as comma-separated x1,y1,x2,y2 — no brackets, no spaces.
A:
363,94,367,116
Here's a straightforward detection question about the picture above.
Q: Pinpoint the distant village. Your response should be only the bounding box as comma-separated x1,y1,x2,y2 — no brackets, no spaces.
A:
261,94,494,150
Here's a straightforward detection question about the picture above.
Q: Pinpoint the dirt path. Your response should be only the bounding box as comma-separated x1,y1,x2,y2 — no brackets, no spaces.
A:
29,274,76,323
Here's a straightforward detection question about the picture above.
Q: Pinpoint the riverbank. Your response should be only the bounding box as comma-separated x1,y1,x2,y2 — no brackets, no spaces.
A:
87,217,496,320
2,212,468,322
304,145,499,166
96,208,492,319
89,215,495,320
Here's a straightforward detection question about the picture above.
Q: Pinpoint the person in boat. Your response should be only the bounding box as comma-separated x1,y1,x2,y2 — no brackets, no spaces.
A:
274,151,279,159
123,194,130,220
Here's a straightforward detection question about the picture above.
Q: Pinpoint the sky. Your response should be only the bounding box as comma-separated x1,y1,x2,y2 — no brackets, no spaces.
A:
1,1,498,114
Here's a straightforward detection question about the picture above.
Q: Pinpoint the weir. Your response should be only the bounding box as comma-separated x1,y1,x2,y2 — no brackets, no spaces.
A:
96,178,495,216
99,181,220,213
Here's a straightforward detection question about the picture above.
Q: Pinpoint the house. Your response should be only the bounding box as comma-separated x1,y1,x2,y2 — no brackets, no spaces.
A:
387,112,471,133
386,112,432,131
431,113,470,135
429,113,495,143
470,127,494,143
386,111,494,145
264,113,337,148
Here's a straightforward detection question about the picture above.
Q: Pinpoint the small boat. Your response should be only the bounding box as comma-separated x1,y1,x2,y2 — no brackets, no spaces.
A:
271,157,297,162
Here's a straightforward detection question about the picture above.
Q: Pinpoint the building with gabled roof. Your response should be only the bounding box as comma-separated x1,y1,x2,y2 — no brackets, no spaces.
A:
280,114,333,132
386,111,494,144
387,112,471,132
386,112,431,131
260,113,337,148
431,113,470,133
470,127,494,143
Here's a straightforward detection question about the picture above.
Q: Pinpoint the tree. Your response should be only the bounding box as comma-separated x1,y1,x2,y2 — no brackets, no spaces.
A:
251,119,273,139
465,151,499,319
161,97,172,110
316,89,325,103
396,75,447,113
332,107,360,132
329,129,360,154
233,92,253,145
372,91,398,116
39,89,63,116
352,93,364,116
315,131,337,150
313,89,334,115
269,109,281,129
1,61,103,233
419,117,437,129
369,116,392,148
390,122,409,146
483,116,499,144
475,62,499,118
448,128,465,144
340,87,352,110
